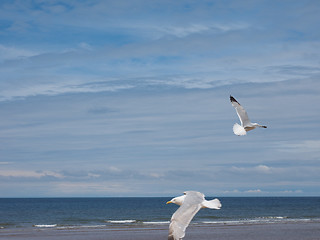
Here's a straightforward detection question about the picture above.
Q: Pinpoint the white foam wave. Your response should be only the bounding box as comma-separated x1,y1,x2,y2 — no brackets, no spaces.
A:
202,220,273,225
143,221,170,225
201,217,314,225
106,220,136,224
34,224,57,228
56,225,107,230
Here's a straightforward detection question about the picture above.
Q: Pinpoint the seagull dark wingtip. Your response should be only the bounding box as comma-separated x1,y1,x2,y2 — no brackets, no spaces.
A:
230,95,239,104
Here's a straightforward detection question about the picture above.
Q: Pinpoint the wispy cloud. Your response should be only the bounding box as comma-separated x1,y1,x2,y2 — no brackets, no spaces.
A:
53,182,131,195
230,165,273,174
0,76,134,101
0,170,64,179
266,65,320,76
223,189,303,195
222,189,264,195
245,189,262,193
156,22,249,38
0,44,39,61
277,140,320,153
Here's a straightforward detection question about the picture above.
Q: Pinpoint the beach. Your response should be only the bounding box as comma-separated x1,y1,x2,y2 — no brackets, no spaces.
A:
1,222,319,240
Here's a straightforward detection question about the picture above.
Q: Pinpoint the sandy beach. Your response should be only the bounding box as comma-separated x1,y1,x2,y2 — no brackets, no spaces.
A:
1,222,319,240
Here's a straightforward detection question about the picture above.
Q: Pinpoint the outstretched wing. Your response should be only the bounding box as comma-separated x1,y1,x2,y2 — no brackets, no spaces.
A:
230,95,251,127
168,204,201,240
168,192,203,240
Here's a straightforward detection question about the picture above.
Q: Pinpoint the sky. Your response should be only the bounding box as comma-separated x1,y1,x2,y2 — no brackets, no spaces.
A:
0,0,320,197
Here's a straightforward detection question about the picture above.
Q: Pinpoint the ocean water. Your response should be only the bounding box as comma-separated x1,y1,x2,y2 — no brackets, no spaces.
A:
0,197,319,230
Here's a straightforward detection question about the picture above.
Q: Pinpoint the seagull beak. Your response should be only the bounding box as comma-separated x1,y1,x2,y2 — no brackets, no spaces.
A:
166,201,172,204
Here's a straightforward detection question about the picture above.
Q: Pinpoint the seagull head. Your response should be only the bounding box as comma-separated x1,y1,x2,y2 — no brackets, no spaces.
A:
166,195,186,206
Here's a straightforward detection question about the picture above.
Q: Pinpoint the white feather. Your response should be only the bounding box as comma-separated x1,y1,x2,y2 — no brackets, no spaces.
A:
233,123,246,136
201,198,222,209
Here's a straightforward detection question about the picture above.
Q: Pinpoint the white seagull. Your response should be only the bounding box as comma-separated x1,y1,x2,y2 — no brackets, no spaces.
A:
230,95,267,136
166,191,221,240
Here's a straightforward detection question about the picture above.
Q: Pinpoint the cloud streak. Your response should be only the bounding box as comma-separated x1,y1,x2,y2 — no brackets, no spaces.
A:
0,170,64,179
277,140,320,153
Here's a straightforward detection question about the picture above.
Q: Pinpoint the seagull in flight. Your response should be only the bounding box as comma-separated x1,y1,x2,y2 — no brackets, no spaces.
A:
166,191,221,240
230,95,267,136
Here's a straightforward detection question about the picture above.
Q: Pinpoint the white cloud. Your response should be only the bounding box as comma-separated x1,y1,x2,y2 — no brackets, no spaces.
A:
0,44,38,61
158,24,210,38
222,189,240,194
231,165,272,174
0,79,134,102
107,166,122,173
222,189,304,196
277,140,320,153
149,76,217,89
254,165,272,173
245,189,262,193
87,173,100,178
53,181,133,195
223,189,264,195
0,170,64,179
78,42,93,50
146,172,165,178
156,22,249,38
280,190,303,194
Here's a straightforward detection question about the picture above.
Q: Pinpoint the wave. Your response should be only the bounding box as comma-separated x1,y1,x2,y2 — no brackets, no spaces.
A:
33,224,57,228
23,216,320,230
143,221,169,225
57,225,107,229
106,220,137,224
106,220,169,225
201,216,318,225
30,220,169,230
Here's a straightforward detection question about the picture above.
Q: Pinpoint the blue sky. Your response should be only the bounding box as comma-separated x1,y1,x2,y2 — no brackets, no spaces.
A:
0,0,320,197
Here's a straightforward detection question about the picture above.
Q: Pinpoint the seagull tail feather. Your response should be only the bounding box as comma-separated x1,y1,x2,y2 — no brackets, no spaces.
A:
202,198,222,209
233,123,246,136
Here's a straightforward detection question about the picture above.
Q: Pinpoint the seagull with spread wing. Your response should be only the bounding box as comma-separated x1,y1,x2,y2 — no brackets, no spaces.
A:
230,95,267,136
166,191,221,240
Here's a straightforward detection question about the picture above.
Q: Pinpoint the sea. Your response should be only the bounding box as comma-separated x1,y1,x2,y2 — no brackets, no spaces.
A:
0,197,320,230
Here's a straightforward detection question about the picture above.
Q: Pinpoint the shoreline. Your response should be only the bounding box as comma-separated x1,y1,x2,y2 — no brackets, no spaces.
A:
1,221,319,240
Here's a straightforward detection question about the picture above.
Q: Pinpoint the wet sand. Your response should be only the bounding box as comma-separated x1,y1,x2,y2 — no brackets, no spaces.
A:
1,222,320,240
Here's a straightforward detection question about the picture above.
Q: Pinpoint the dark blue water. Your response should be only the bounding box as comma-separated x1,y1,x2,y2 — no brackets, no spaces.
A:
0,197,319,229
